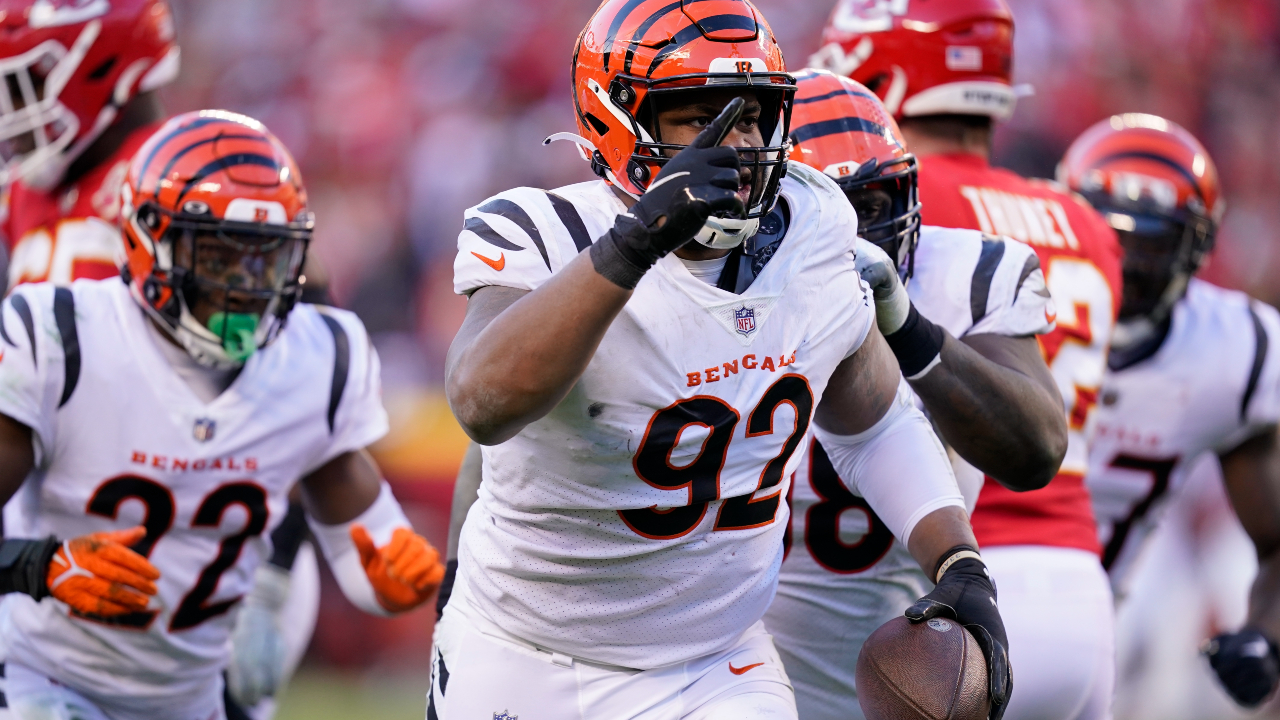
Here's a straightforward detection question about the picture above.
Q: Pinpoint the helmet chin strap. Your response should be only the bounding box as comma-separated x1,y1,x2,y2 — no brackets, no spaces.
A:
694,216,758,249
544,132,640,200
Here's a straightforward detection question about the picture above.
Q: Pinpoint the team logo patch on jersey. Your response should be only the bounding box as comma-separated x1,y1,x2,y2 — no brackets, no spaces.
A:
734,307,757,336
494,712,518,720
193,418,216,443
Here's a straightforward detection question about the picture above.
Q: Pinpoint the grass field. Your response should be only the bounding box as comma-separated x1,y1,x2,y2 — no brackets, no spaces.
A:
275,668,429,720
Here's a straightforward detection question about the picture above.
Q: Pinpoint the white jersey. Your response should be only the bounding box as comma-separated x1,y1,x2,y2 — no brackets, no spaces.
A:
451,164,875,669
1087,278,1280,587
768,226,1053,720
0,279,386,709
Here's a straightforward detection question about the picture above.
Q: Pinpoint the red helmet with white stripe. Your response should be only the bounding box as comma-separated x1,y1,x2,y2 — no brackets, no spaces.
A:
809,0,1016,121
0,0,179,189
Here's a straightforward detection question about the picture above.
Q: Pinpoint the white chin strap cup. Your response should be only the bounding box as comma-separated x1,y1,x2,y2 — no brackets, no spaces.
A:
695,215,759,249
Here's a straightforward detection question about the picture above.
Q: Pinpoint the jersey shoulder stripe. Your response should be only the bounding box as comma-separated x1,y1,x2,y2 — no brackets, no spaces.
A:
8,292,36,365
546,191,593,253
477,198,551,270
1243,303,1269,421
317,311,350,434
969,236,1006,325
52,287,79,408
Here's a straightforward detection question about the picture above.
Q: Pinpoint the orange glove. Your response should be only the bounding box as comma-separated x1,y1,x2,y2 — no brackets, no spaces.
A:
47,526,160,617
350,525,444,613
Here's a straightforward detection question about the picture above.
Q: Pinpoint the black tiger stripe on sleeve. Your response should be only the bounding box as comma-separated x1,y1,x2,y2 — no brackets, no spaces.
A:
970,237,1006,325
8,294,35,365
478,199,551,270
319,313,351,435
463,217,525,252
53,288,80,408
547,192,593,253
1242,304,1269,422
1011,252,1043,305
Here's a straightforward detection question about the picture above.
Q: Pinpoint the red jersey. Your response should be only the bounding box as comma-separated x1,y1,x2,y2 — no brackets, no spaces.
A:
2,123,161,288
917,153,1123,552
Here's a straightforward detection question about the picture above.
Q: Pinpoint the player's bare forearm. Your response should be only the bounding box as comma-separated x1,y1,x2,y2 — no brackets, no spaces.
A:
814,325,901,435
300,448,383,525
1220,427,1280,639
446,253,633,445
447,442,483,561
910,333,1067,491
0,412,34,505
906,506,980,579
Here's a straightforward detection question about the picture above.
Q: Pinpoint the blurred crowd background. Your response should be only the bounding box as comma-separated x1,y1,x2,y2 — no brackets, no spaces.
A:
147,0,1280,717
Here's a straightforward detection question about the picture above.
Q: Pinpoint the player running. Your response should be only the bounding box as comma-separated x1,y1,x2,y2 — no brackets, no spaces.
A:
0,3,321,716
814,1,1124,716
764,69,1066,720
0,110,443,720
1066,114,1280,709
436,1,1009,717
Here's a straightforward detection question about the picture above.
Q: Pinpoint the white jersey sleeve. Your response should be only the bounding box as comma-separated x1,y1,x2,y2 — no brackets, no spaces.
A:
0,284,69,466
453,184,619,296
908,226,1055,340
1224,299,1280,450
308,307,390,471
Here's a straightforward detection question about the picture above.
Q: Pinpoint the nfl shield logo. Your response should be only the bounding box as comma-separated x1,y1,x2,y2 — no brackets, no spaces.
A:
734,306,756,336
193,418,216,443
493,713,518,720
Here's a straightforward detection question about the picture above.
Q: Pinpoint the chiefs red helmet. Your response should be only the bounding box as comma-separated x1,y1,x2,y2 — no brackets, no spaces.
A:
555,0,795,248
120,110,312,369
0,0,178,189
810,0,1015,122
789,69,919,274
1058,113,1222,326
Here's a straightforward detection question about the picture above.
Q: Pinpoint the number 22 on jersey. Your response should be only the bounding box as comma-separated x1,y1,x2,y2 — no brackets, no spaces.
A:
77,474,268,631
620,374,813,540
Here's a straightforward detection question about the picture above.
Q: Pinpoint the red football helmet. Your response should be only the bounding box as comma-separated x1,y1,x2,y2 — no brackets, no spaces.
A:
1058,113,1222,325
810,0,1015,121
789,69,919,274
557,0,795,248
0,0,178,189
121,110,312,369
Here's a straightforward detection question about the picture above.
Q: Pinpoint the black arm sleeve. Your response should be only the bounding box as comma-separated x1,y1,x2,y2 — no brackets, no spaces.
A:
0,537,58,600
267,501,309,571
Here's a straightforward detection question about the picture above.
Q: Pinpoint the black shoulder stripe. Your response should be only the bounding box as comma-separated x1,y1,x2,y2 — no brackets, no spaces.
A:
479,199,550,270
52,288,80,408
1242,305,1268,422
0,297,13,348
547,193,593,253
9,294,35,365
319,314,350,435
970,237,1006,325
1011,252,1043,305
463,217,524,252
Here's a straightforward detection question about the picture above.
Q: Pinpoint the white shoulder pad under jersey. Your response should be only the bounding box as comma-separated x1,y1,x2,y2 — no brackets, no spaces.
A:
909,226,1055,340
454,180,622,295
452,165,877,669
1087,278,1280,586
0,279,387,705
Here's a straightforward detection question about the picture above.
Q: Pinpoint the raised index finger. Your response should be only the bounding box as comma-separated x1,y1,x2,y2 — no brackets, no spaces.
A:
690,96,746,150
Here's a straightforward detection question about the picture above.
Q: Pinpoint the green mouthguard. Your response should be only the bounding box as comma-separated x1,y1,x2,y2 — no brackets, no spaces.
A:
207,312,261,364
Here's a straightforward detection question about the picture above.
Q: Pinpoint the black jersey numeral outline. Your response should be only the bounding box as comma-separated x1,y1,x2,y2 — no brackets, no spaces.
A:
1100,454,1179,571
801,438,895,574
620,375,814,540
75,477,270,632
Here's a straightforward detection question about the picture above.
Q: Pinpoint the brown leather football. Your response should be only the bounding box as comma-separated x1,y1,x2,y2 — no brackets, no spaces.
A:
855,615,991,720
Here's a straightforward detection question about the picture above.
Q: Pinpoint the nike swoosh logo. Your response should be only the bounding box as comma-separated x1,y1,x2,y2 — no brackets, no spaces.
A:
729,662,764,675
472,251,505,271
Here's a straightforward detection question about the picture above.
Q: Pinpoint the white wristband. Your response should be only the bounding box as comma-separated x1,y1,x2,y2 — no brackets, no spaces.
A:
307,481,412,616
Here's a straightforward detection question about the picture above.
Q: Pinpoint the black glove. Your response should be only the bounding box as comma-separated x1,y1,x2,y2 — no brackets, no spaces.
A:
590,97,745,289
1204,627,1280,707
906,547,1012,720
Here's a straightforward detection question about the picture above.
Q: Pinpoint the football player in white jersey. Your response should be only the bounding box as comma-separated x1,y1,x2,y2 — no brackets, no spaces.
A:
0,110,443,720
1067,114,1280,709
434,2,1013,718
764,71,1065,720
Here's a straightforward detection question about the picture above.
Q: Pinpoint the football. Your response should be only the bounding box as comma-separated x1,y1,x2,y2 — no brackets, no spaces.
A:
855,615,991,720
